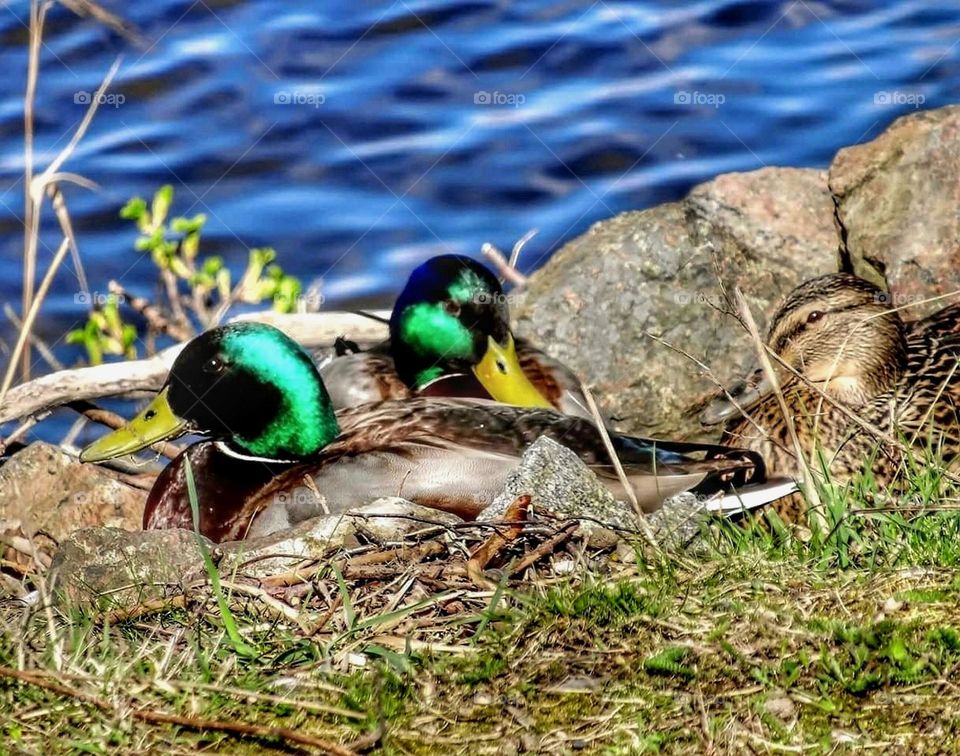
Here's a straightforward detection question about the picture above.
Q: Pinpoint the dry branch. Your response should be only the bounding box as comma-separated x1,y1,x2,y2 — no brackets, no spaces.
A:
0,310,390,425
0,664,359,755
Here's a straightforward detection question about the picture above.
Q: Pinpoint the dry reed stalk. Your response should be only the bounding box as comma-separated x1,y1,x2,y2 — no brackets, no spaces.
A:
19,0,46,381
1,238,71,403
734,289,825,529
11,37,121,394
580,381,662,551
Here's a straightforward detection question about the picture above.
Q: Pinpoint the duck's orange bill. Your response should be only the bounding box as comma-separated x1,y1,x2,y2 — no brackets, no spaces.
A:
79,387,188,462
472,334,553,410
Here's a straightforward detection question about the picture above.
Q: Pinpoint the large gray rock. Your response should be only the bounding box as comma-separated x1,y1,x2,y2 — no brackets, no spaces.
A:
482,436,638,535
513,167,839,439
50,527,210,611
830,106,960,317
0,442,147,540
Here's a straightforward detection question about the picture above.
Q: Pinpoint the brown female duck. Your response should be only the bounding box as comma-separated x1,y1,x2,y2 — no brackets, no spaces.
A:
706,273,960,509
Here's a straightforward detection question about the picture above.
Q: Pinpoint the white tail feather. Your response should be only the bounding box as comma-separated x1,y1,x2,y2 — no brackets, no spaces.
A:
703,477,799,516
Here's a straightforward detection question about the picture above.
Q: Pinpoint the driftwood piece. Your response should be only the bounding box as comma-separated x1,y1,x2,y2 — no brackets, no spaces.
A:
0,310,390,425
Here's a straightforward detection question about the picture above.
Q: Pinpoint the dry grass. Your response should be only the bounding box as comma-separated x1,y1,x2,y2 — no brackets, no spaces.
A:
5,487,960,753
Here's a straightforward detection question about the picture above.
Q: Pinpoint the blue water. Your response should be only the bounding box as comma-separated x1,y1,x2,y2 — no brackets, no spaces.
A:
0,0,959,437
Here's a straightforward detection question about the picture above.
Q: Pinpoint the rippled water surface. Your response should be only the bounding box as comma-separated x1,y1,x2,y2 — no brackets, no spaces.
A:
0,0,958,365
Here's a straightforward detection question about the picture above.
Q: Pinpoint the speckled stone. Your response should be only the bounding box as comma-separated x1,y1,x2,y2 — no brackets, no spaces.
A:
830,105,960,317
481,437,639,534
0,442,147,540
512,167,839,439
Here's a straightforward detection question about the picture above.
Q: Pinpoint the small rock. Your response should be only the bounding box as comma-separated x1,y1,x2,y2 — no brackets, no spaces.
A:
347,653,367,668
481,437,638,536
882,597,904,614
0,442,147,540
764,692,796,721
49,527,209,612
481,438,730,546
645,492,710,546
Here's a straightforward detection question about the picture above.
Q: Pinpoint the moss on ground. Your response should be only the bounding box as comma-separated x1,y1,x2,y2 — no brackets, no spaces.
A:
5,491,960,753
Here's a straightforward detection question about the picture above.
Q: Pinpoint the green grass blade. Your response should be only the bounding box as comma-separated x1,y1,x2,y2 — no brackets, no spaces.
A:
184,455,257,659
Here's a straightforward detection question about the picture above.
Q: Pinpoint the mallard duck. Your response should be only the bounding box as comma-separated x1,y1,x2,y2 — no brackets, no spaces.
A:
79,322,786,543
319,255,593,418
706,273,960,503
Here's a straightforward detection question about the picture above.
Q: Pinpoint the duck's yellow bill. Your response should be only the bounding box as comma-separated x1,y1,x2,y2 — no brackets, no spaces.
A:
79,387,188,462
472,334,553,409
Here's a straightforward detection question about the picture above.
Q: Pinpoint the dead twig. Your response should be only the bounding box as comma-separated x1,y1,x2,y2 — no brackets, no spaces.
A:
98,595,188,624
467,495,529,587
0,665,359,755
59,0,148,47
481,239,529,290
506,521,579,577
580,382,661,551
108,280,192,342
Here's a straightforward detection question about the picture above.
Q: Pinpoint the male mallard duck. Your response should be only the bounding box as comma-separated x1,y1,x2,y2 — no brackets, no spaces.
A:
319,255,593,418
705,273,960,498
79,322,784,543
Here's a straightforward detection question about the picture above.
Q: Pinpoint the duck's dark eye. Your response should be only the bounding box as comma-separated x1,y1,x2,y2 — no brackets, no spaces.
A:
443,300,461,316
806,310,823,324
203,356,226,374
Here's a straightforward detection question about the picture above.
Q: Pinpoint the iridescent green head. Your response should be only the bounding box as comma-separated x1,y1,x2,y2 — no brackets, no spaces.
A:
388,255,553,408
80,323,341,462
389,255,509,388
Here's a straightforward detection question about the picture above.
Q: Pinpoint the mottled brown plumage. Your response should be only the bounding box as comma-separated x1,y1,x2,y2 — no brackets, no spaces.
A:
145,397,768,542
715,273,960,519
321,337,592,418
